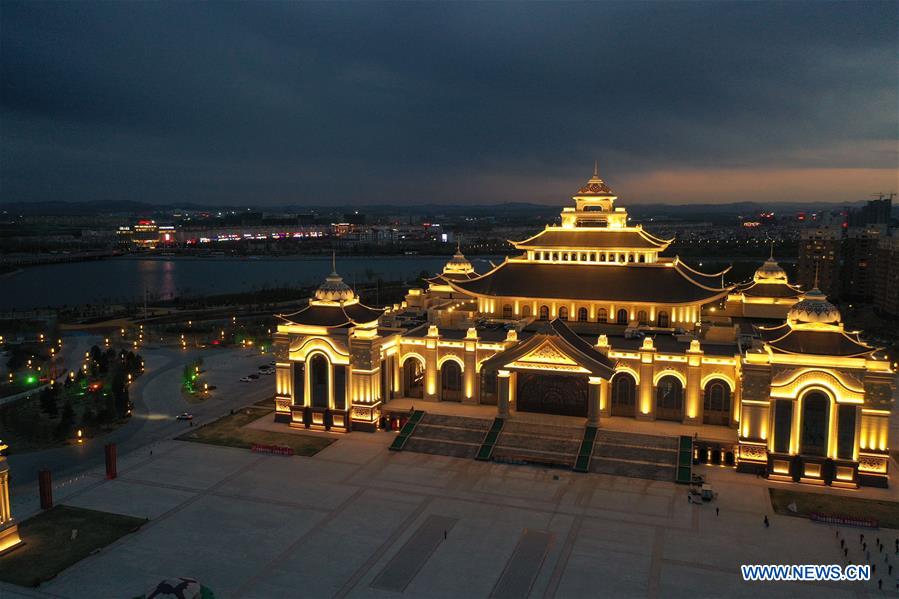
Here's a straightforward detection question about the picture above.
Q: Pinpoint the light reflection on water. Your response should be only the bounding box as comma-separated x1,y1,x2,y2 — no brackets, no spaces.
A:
2,255,500,310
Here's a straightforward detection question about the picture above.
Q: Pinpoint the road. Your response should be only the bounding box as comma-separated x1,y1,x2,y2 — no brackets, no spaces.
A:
7,340,275,493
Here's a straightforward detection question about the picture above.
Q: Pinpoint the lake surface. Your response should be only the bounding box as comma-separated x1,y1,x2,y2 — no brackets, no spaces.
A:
1,255,503,310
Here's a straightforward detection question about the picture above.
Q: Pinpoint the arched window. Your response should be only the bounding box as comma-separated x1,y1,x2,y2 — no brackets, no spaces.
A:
703,379,731,425
309,353,329,408
558,306,568,320
597,308,608,323
619,254,626,262
611,373,636,417
502,304,513,319
599,253,607,262
403,357,424,399
657,311,669,328
589,252,596,262
441,361,462,402
638,254,646,263
628,254,634,262
539,305,550,320
522,305,532,318
800,391,829,456
656,375,684,421
637,310,648,325
616,309,628,325
552,252,559,261
562,253,569,261
577,307,588,322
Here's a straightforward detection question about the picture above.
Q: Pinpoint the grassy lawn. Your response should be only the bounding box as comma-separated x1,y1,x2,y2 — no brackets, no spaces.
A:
0,505,146,587
770,488,899,530
177,408,333,456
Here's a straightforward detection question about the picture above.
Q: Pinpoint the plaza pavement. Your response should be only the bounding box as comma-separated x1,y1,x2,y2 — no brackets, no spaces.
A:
3,416,898,599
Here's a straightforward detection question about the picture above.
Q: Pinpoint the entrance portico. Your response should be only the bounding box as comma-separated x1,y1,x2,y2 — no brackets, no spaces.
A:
482,319,613,426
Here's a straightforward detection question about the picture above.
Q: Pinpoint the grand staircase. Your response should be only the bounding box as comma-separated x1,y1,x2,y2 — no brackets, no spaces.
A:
403,413,490,459
590,430,678,481
492,420,583,468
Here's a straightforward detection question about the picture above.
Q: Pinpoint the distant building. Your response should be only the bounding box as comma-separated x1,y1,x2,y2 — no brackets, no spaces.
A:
874,236,899,316
847,196,893,227
798,227,842,296
841,226,885,302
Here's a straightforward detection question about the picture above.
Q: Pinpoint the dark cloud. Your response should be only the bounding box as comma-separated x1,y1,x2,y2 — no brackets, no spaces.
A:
1,1,896,205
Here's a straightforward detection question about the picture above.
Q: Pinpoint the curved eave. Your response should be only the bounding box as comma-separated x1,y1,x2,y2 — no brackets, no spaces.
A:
447,261,732,305
674,256,732,278
277,301,385,328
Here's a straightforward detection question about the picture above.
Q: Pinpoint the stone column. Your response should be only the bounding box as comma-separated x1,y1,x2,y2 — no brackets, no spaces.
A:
463,327,479,405
637,337,656,421
685,340,703,425
425,325,439,401
497,370,511,418
587,377,602,426
0,456,22,554
599,378,611,418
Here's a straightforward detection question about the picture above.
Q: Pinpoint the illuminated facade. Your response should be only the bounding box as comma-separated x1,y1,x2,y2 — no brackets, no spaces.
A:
273,169,895,488
0,445,22,555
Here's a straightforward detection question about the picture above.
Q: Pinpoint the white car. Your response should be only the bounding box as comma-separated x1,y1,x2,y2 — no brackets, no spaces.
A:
239,376,252,382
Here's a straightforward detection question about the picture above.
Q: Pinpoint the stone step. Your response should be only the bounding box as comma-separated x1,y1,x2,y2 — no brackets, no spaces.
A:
495,433,581,455
596,430,678,450
593,444,677,466
413,424,487,445
493,446,575,468
419,413,491,430
501,421,584,439
403,437,479,460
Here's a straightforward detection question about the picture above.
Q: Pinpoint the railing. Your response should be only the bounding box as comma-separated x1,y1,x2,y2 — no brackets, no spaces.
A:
676,435,693,483
475,418,505,461
573,425,598,472
388,410,425,451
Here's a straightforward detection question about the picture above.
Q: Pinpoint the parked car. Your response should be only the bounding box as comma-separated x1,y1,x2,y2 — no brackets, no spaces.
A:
262,369,274,375
248,373,260,380
176,413,193,421
240,376,253,382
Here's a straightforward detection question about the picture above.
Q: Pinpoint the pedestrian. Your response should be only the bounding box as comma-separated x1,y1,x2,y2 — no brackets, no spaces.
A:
716,507,719,516
889,564,892,575
843,548,848,557
861,534,865,543
764,516,769,528
444,530,447,540
872,563,876,575
878,579,882,590
841,540,845,548
864,543,867,551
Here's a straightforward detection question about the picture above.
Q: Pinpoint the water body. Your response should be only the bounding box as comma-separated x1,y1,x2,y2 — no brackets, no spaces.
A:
1,255,503,310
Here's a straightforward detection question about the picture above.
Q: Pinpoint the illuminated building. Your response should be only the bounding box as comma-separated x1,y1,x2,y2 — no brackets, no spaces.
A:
273,168,895,488
724,250,802,320
0,443,22,555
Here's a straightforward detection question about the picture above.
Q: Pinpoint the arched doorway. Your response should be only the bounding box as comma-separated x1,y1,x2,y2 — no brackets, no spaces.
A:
657,311,669,327
522,305,532,318
611,372,636,417
539,305,550,320
800,391,829,456
558,307,568,320
702,379,731,425
616,309,628,325
516,372,587,417
441,361,462,402
598,308,608,323
309,353,329,408
656,375,683,421
577,307,588,322
403,357,424,399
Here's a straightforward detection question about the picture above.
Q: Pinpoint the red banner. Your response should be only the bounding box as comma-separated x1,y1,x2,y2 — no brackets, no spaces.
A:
251,443,294,456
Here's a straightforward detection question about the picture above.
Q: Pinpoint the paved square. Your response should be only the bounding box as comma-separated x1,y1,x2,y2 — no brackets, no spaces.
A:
4,431,897,599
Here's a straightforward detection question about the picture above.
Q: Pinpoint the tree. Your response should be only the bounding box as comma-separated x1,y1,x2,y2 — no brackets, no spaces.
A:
56,400,75,440
39,387,58,418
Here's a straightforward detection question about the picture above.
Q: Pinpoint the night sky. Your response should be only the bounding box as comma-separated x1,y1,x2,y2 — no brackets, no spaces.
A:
1,1,896,206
